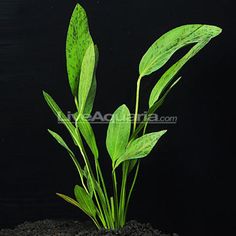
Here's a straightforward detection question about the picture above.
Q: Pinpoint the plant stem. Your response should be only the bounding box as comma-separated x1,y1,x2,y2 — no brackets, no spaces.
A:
96,161,114,228
74,122,108,227
70,153,88,193
133,76,142,133
90,216,101,229
112,168,119,228
74,96,80,112
94,188,107,228
119,163,128,226
124,161,140,218
110,197,115,222
97,163,113,217
74,97,112,227
117,75,142,227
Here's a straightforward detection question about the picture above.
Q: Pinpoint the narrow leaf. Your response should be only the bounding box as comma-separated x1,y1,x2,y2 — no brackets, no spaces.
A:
84,45,99,115
128,160,138,174
149,40,209,107
115,131,167,168
139,24,222,77
56,193,80,208
131,77,182,140
57,193,96,219
77,116,99,158
47,129,83,174
78,43,96,114
48,129,74,156
66,3,93,96
83,166,94,197
106,105,131,163
43,91,83,149
43,91,75,136
74,185,96,217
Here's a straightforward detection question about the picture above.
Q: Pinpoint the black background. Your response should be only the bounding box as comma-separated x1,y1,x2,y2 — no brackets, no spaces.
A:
0,0,235,235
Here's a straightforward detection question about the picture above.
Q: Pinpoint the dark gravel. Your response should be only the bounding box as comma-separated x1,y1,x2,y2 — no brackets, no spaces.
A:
0,219,179,236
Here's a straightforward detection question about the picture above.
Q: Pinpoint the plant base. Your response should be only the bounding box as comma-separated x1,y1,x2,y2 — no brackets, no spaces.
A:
0,219,179,236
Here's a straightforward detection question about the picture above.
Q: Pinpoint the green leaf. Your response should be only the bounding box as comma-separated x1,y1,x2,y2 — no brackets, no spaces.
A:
56,193,80,208
106,105,131,163
48,129,74,156
115,131,167,168
139,24,222,77
150,77,182,112
74,185,96,217
78,43,96,114
131,77,182,140
43,91,75,135
47,129,83,174
43,91,83,149
77,116,99,159
66,3,93,96
84,45,99,115
128,160,138,174
149,39,209,107
83,166,94,197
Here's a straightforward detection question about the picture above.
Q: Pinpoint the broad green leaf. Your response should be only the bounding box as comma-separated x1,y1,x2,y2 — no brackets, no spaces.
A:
74,185,96,217
149,39,209,107
84,45,99,115
56,193,81,208
43,91,84,149
66,3,93,96
47,129,83,174
106,105,131,163
139,24,222,77
78,43,96,114
77,116,99,159
115,131,167,168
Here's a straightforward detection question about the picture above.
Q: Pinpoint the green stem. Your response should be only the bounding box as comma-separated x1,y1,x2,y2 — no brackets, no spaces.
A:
95,159,101,186
74,96,80,112
131,88,170,140
119,163,128,226
69,153,88,193
124,161,140,218
94,187,107,228
97,163,113,217
133,76,142,134
74,122,108,227
75,97,111,227
116,75,142,226
112,168,119,228
96,161,114,228
90,216,101,229
110,197,115,223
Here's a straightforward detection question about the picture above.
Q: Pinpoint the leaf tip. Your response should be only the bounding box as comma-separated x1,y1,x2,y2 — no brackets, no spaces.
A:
42,90,47,96
47,129,53,134
120,104,128,109
162,129,168,134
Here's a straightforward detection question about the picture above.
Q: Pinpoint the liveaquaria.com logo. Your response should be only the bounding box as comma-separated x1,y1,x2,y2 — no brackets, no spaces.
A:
57,111,178,125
